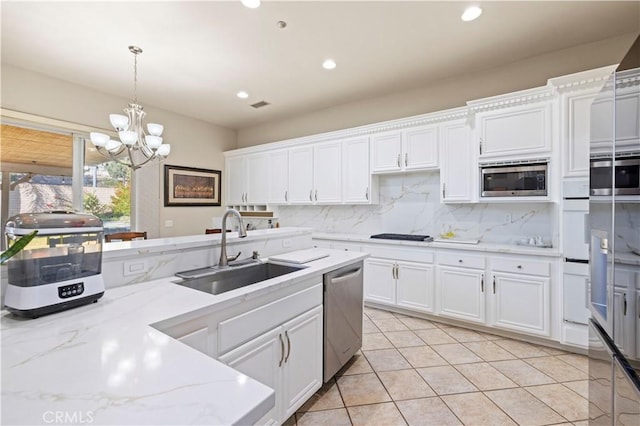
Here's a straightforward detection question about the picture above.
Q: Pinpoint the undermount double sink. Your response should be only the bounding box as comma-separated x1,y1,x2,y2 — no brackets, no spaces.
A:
173,260,307,296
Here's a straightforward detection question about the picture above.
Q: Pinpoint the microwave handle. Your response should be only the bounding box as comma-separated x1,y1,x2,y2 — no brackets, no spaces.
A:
584,213,590,245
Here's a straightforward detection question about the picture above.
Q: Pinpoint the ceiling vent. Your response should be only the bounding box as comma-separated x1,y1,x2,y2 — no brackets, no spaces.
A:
250,101,270,109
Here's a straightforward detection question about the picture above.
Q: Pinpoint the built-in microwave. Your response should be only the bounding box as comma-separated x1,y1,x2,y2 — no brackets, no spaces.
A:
590,157,640,196
480,162,548,197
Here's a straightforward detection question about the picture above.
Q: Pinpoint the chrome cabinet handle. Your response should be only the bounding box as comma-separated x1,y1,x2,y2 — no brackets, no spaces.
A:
396,264,400,280
481,274,484,292
365,187,369,201
309,189,313,202
623,293,627,316
405,153,408,166
397,154,401,167
493,276,496,294
284,331,291,363
637,294,640,319
278,334,285,367
479,137,483,155
442,183,446,199
315,189,318,201
285,190,288,202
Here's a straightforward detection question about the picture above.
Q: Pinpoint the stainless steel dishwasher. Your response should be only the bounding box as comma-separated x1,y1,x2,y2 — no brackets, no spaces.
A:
323,261,364,382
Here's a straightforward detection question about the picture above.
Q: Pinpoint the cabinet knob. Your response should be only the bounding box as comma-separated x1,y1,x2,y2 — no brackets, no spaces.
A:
458,259,463,263
517,265,522,269
405,153,408,167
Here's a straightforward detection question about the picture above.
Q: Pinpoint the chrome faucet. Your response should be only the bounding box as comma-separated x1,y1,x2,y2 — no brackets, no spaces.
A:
219,209,248,267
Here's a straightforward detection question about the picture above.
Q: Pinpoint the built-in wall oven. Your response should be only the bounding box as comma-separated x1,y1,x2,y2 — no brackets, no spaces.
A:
480,162,548,197
590,156,640,196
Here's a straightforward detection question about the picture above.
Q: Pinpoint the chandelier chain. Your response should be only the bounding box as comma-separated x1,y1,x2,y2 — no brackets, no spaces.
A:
133,51,138,105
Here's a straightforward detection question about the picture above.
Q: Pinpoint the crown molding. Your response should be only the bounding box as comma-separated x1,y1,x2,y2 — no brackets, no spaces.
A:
548,65,618,94
467,86,554,113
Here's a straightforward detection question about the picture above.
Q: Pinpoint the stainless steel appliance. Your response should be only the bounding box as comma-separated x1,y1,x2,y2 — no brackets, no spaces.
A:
4,212,105,318
588,35,640,424
323,261,363,382
370,233,433,242
480,162,548,197
590,156,640,196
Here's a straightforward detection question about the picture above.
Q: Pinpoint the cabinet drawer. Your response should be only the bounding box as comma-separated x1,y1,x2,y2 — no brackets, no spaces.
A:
218,283,322,354
363,244,433,263
437,252,485,269
491,257,550,277
330,242,362,252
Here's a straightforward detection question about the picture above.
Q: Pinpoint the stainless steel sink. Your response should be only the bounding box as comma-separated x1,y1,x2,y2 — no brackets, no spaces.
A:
173,261,306,295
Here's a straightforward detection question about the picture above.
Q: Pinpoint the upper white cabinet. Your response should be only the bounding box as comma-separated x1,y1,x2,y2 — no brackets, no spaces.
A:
370,124,439,173
288,142,342,204
560,88,601,177
268,149,289,204
342,136,378,204
226,153,269,205
440,119,474,203
476,102,552,161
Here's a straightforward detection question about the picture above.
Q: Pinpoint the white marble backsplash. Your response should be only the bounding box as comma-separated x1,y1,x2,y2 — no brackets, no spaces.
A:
279,172,555,245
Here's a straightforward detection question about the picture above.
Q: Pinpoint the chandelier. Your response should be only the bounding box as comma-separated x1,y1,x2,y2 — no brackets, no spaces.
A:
89,46,170,170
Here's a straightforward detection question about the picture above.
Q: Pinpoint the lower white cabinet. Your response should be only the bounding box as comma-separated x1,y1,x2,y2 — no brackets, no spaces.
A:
437,266,485,324
219,306,323,425
364,258,434,313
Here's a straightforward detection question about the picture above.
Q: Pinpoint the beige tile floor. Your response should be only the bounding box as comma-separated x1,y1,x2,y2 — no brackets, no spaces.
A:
288,307,589,426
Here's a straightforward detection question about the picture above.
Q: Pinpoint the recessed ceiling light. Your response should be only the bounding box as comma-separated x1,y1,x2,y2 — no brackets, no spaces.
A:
241,0,260,9
461,6,482,22
237,91,249,99
322,59,337,70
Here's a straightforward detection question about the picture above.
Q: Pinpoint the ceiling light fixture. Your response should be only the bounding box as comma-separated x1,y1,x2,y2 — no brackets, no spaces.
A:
237,91,249,99
241,0,260,9
461,6,482,22
322,59,337,70
89,46,170,171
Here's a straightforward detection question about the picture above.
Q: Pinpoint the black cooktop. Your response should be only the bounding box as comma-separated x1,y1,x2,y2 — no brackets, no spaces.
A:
370,233,432,242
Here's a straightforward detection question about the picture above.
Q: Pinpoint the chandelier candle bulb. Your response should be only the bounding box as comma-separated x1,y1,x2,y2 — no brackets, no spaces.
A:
89,132,109,147
109,114,129,130
145,135,163,149
118,131,138,146
157,144,170,156
147,123,163,136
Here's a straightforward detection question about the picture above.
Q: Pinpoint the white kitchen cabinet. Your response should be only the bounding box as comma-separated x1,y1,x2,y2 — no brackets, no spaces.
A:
288,142,341,204
476,102,552,161
562,262,590,348
370,125,439,174
440,119,474,203
560,88,601,177
436,251,486,323
219,306,322,425
364,257,434,313
489,256,551,336
268,149,289,204
591,80,640,155
226,153,269,205
343,136,378,204
288,146,314,204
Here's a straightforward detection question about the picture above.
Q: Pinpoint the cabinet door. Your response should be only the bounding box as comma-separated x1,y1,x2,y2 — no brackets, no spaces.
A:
343,136,373,203
219,326,283,425
440,120,474,202
247,153,269,204
364,258,396,305
563,90,599,177
371,131,402,173
396,261,434,313
288,146,314,204
478,103,551,159
492,273,549,336
403,125,439,170
437,266,485,323
313,141,342,204
268,150,289,204
226,156,247,204
281,306,323,419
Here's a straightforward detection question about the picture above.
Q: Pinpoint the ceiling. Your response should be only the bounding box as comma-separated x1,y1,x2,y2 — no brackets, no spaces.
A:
1,1,639,130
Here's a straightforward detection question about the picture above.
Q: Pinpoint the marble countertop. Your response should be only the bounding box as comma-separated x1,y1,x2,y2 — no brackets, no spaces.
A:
1,248,367,425
313,232,562,258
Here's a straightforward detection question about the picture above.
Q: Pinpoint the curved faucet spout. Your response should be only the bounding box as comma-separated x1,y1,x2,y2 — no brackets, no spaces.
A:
219,209,247,267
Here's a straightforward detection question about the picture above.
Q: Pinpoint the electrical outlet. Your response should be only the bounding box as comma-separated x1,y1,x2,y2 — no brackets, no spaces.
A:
282,239,292,248
165,220,174,228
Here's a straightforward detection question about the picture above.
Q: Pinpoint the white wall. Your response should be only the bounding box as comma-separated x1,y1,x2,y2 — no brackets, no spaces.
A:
237,33,638,148
1,64,236,238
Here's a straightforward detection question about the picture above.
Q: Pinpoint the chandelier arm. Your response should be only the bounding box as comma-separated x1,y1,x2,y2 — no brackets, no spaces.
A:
129,152,160,170
95,147,133,169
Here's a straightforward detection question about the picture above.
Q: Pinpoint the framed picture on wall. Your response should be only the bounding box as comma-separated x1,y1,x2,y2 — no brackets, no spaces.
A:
164,165,222,206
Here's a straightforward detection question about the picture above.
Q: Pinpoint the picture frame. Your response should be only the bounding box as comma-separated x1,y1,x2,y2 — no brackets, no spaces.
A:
164,165,221,206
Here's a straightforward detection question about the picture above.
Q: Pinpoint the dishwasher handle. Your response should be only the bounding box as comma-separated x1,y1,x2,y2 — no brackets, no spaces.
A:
328,267,362,284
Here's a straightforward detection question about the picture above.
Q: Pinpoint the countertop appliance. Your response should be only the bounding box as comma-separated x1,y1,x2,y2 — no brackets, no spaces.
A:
370,233,433,242
588,35,640,424
480,162,548,197
4,212,105,318
323,261,363,382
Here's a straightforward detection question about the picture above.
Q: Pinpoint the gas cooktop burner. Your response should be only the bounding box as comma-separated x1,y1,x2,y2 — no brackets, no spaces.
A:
370,233,433,242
